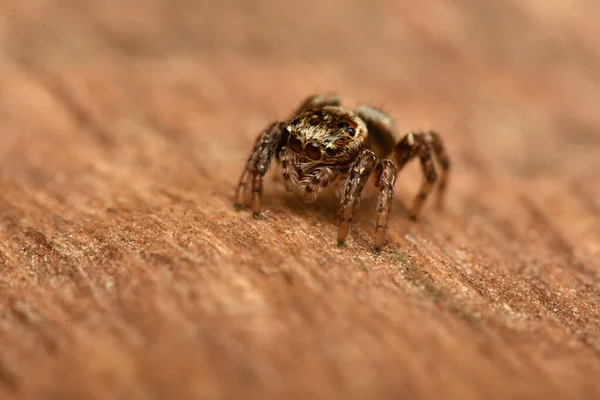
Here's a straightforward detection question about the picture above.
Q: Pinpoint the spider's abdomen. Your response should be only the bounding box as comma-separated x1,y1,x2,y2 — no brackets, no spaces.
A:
355,105,397,159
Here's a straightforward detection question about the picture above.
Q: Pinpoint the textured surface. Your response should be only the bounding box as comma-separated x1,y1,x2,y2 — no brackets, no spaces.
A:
1,0,600,399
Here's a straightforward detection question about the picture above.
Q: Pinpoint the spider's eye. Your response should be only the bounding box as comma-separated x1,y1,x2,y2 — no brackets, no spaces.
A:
347,127,356,137
304,142,322,160
288,136,303,153
325,147,337,157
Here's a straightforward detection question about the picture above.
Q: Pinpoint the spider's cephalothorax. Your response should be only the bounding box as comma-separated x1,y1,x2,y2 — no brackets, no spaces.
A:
234,94,450,251
281,106,369,201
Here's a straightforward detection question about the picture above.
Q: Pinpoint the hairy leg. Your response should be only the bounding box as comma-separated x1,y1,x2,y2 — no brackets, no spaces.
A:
424,131,451,209
234,121,286,217
394,132,439,220
293,93,341,115
374,159,398,251
338,149,378,246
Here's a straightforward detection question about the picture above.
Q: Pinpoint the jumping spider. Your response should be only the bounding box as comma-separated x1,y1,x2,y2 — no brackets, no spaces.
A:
234,94,450,251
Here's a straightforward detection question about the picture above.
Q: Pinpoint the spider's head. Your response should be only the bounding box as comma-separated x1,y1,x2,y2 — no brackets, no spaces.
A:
285,106,368,164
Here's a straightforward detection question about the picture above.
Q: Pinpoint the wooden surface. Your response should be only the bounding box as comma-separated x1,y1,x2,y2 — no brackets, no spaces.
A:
1,1,600,399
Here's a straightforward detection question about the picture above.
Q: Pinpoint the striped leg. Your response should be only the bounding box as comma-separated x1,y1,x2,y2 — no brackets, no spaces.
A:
394,132,441,220
424,131,451,209
337,149,377,247
234,122,286,217
374,159,398,251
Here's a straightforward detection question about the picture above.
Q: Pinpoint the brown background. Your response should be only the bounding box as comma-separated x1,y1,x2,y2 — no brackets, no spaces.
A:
1,0,600,399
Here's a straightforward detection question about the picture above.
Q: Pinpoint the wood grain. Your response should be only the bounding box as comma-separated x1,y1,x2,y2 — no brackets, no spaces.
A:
1,1,600,399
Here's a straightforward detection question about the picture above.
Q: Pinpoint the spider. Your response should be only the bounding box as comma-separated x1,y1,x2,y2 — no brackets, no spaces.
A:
234,94,450,251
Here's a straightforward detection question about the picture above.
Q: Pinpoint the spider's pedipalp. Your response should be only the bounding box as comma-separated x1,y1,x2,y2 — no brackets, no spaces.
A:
299,166,338,202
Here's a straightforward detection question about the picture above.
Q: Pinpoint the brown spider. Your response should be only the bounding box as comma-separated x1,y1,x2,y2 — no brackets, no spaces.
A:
234,94,450,251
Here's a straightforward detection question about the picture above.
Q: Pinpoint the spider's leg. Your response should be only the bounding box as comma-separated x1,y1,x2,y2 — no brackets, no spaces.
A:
293,93,341,115
337,149,377,247
394,132,439,220
234,121,285,217
374,159,398,251
423,131,451,209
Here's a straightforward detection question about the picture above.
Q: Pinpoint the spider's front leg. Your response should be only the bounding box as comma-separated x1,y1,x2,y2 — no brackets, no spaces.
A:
234,121,286,217
337,149,377,247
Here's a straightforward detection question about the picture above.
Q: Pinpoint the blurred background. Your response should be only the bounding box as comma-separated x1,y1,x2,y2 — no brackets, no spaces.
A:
4,0,600,178
1,0,600,399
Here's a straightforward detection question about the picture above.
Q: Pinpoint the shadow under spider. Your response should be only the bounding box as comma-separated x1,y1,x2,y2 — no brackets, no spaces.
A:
265,184,413,238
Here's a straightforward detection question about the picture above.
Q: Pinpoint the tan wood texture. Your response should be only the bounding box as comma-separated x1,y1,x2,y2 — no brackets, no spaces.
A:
1,1,599,398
